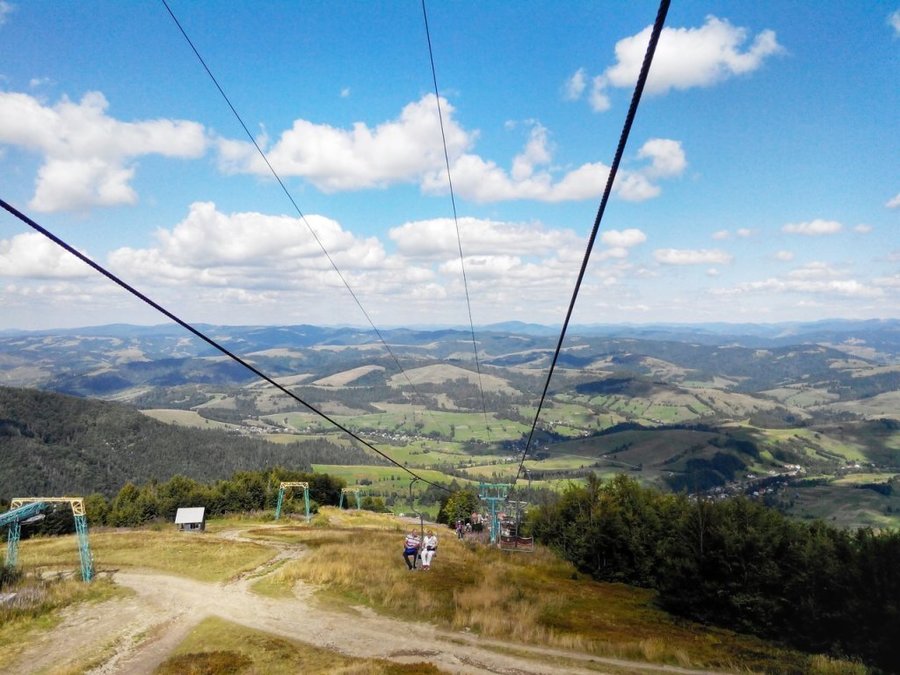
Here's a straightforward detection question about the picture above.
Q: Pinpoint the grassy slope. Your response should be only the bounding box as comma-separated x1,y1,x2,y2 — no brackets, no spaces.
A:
158,616,440,675
5,509,866,674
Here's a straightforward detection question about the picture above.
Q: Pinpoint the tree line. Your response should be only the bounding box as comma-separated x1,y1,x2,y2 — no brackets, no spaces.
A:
2,468,349,533
528,474,899,672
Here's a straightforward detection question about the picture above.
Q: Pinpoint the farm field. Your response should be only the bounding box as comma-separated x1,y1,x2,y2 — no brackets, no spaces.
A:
141,408,239,431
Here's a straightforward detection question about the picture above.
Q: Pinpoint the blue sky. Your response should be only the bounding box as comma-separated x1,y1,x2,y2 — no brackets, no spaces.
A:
0,1,897,330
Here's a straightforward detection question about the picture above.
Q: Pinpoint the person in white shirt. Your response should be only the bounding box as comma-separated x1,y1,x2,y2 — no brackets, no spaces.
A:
421,531,438,570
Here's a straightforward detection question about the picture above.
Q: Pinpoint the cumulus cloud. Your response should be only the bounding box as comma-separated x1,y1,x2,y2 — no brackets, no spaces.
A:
782,219,842,235
886,192,900,208
218,94,472,192
654,248,733,265
219,95,684,204
712,228,753,241
0,1,12,26
715,277,882,299
854,224,872,234
428,134,684,203
788,262,842,280
563,68,587,100
774,250,795,261
588,75,611,112
0,90,207,212
637,138,686,177
0,232,93,278
109,202,387,285
588,16,783,111
601,228,647,249
96,203,615,325
890,10,900,36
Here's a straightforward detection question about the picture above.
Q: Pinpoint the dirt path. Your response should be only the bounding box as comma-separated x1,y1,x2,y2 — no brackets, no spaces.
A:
10,530,724,675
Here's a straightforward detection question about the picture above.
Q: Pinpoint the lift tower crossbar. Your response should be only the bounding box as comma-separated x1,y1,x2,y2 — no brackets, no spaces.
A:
274,482,310,522
8,497,93,582
339,487,361,510
478,483,511,545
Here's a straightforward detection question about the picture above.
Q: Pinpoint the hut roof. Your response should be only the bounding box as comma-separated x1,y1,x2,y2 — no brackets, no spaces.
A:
174,507,206,524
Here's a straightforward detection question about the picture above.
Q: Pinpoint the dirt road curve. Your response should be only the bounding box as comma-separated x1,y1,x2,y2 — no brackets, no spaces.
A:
10,531,722,675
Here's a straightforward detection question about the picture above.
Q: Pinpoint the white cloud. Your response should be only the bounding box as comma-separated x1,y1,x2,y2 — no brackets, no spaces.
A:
886,192,900,208
218,94,472,192
390,217,581,259
424,133,684,203
0,1,12,26
590,16,783,110
788,262,842,280
563,68,587,100
716,277,882,299
29,77,52,88
109,202,387,282
340,87,351,98
218,94,684,203
600,228,646,248
654,248,733,265
711,228,752,240
588,75,611,112
706,268,720,277
637,138,686,178
97,203,608,325
510,123,553,181
782,219,843,236
890,10,900,37
774,250,795,261
0,90,207,212
0,232,93,278
854,224,872,234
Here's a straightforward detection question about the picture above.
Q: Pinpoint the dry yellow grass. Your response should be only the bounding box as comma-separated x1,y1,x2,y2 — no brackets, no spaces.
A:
244,517,853,673
0,575,123,664
157,616,441,674
16,529,275,583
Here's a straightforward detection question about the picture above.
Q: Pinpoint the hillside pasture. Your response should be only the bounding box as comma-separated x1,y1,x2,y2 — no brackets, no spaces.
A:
340,406,530,442
140,408,238,430
833,472,899,486
387,363,519,394
779,483,900,530
760,386,839,407
548,429,722,469
820,390,900,420
312,364,385,387
746,426,869,463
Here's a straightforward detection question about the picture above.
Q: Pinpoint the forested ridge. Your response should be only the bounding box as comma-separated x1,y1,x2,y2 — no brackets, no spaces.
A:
528,475,900,672
0,387,382,499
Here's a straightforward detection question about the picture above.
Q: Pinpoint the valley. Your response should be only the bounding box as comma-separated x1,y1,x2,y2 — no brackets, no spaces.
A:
2,320,898,528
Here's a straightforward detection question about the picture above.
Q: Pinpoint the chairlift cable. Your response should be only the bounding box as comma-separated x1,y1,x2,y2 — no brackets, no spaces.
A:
511,0,671,488
421,0,492,438
160,0,434,421
0,197,450,494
